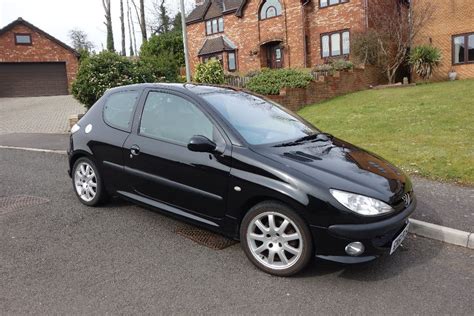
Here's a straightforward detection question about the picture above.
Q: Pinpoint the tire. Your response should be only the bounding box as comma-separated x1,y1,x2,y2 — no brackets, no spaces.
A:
240,201,313,276
72,157,107,206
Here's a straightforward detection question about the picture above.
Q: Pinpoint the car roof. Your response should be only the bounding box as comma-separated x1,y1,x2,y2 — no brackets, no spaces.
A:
106,83,240,96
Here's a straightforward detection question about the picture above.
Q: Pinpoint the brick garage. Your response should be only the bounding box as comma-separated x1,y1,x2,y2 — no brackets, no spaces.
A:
413,0,474,81
0,17,79,97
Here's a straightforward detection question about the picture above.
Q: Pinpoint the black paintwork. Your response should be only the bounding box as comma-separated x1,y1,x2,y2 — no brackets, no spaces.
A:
68,83,416,263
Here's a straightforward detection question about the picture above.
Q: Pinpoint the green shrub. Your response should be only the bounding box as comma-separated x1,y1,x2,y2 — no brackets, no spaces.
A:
331,58,354,71
194,60,225,84
409,45,442,80
138,52,179,82
245,68,313,95
313,59,353,73
139,31,183,81
72,51,159,109
313,64,333,73
140,31,185,66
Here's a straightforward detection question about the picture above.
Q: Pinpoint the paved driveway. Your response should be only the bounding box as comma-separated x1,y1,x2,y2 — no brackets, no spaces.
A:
0,95,84,134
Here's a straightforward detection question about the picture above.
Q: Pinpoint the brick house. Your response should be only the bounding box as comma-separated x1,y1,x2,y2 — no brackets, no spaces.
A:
0,17,79,97
412,0,474,81
185,0,406,75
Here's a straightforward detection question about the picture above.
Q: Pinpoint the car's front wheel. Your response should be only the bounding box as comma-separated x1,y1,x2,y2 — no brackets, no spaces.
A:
72,157,107,206
240,201,313,276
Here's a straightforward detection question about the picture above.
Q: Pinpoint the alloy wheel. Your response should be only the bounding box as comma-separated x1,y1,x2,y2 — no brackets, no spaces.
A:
246,211,303,270
74,162,97,202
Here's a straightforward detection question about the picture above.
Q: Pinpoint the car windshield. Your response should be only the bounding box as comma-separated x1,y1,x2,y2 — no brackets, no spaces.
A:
201,91,318,145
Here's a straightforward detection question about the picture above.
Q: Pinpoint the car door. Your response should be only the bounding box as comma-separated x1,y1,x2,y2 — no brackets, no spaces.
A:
123,89,232,220
89,89,141,191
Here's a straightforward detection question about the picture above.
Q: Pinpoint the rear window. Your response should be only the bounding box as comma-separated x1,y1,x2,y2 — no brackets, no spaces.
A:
103,91,139,131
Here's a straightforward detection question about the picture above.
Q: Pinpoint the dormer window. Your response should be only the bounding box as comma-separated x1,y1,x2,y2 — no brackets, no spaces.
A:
15,33,32,45
206,17,224,35
259,0,282,20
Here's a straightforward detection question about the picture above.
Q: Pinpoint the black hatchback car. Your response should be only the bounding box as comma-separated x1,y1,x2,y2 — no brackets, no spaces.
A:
68,83,416,276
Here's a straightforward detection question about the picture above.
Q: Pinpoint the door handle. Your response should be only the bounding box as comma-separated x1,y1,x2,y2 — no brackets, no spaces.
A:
130,145,140,156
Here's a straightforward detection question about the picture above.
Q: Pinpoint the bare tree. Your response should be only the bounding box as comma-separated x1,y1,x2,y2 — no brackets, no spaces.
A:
102,0,114,51
68,28,94,52
126,0,135,56
131,0,147,43
120,0,126,56
352,1,435,84
148,0,172,35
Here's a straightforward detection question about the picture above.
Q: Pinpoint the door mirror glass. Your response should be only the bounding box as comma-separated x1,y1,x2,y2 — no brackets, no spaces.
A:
187,135,217,153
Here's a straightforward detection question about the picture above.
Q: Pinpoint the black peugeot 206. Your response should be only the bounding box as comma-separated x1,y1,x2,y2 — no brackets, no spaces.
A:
68,83,416,276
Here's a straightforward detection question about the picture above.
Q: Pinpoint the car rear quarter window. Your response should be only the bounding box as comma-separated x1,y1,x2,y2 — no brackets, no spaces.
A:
103,91,139,131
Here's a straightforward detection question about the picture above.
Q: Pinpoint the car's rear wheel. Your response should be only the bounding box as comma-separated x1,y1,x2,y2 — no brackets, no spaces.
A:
72,157,106,206
240,201,313,276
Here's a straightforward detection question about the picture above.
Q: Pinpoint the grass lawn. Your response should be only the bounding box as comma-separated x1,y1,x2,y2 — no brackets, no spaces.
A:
298,79,474,185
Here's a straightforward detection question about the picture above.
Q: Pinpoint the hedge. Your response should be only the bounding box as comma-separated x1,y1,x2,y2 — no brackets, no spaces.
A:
245,68,313,95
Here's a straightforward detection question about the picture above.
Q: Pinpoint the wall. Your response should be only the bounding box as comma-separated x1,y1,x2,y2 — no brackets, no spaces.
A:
305,0,367,67
0,24,79,91
266,66,385,111
186,0,405,76
413,0,474,81
187,0,307,75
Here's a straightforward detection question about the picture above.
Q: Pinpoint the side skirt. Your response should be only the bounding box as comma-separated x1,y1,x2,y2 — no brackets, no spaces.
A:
117,190,220,228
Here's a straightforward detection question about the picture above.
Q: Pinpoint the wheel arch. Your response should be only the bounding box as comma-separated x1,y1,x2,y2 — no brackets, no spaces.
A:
69,150,96,175
236,195,310,227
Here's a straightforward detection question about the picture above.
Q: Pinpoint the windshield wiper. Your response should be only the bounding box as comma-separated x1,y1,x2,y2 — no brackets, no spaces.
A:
274,133,331,147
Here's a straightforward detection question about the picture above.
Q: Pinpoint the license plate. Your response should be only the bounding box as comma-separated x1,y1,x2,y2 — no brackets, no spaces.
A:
390,222,410,255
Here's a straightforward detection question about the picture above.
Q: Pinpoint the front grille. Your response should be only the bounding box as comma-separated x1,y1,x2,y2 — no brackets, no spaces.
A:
393,191,414,211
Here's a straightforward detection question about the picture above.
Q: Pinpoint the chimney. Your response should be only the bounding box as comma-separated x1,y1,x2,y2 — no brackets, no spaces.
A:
195,0,205,6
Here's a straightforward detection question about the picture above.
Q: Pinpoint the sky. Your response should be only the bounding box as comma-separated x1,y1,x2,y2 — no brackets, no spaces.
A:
0,0,195,54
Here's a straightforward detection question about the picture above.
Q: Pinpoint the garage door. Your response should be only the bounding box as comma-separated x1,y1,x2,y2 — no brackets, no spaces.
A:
0,62,68,97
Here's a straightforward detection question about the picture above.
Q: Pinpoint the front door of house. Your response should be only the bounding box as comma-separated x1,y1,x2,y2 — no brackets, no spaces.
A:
266,44,283,69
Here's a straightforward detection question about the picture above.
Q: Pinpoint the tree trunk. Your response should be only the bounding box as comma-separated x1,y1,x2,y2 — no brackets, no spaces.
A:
102,0,114,51
387,70,396,84
131,0,147,44
126,0,134,56
120,0,126,56
140,0,147,42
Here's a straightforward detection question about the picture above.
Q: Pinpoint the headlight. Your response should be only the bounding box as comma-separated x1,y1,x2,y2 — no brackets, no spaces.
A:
330,189,394,216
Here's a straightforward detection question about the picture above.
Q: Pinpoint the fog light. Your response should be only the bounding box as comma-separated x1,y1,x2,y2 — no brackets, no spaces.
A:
345,242,365,256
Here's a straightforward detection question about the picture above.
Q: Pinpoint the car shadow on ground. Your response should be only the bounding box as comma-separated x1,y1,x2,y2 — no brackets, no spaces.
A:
102,196,445,282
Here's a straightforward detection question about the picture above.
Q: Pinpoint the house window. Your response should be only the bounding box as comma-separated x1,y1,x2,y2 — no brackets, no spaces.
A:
206,17,224,35
320,0,349,8
453,33,474,65
15,33,32,45
228,52,237,71
321,30,350,58
218,17,224,32
202,53,223,65
260,0,282,20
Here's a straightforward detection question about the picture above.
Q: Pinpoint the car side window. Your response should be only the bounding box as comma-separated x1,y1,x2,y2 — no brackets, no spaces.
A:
103,91,139,131
140,91,218,145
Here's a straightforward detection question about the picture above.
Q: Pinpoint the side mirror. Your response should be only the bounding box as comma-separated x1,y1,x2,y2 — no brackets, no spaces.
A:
187,135,217,153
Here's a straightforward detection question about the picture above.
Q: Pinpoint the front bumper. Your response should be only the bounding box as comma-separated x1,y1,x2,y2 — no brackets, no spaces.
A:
311,198,416,264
